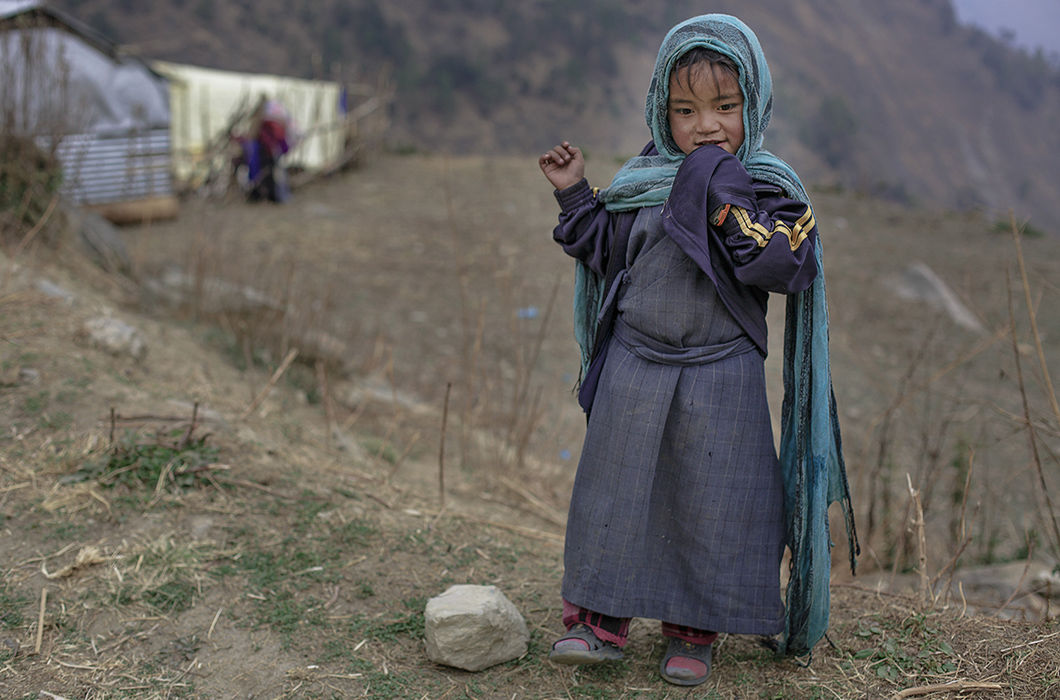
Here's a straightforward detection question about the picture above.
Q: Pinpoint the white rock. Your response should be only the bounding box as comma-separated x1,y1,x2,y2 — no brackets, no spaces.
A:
81,317,147,361
424,585,529,672
888,261,984,333
36,278,76,304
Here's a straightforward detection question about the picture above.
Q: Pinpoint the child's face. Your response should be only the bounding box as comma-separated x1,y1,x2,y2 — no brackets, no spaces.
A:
667,63,745,156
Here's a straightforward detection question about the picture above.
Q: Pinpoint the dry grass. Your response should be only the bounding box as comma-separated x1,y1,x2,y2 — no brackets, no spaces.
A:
1,153,1059,698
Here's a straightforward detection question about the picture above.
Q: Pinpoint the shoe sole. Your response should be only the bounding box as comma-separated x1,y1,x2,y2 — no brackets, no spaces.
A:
548,648,623,665
660,670,710,686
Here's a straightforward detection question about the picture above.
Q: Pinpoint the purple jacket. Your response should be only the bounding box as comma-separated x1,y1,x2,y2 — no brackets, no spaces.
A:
553,144,819,411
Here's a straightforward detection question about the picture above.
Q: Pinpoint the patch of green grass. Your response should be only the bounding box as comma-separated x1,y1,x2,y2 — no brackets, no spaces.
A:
294,490,330,531
253,591,326,647
109,582,138,607
348,597,426,644
95,539,207,615
353,580,375,599
360,436,398,464
54,389,79,404
849,611,959,683
200,326,270,371
219,506,386,641
142,579,198,614
64,374,93,389
21,390,49,415
992,218,1044,239
39,410,73,430
46,520,87,542
339,656,427,696
336,518,376,547
70,427,220,492
0,582,27,629
236,547,310,589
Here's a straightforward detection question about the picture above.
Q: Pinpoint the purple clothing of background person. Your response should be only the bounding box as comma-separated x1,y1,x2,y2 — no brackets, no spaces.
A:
551,143,819,636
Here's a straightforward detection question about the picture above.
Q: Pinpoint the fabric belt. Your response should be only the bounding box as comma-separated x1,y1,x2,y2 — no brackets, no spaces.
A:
612,309,758,367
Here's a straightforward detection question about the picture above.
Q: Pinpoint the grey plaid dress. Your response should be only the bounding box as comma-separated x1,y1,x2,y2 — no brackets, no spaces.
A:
562,205,786,635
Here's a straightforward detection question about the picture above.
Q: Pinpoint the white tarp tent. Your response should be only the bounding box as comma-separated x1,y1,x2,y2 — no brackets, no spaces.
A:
151,60,349,186
0,0,174,216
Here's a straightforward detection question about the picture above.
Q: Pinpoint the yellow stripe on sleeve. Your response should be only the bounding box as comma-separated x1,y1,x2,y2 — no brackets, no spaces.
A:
729,205,814,251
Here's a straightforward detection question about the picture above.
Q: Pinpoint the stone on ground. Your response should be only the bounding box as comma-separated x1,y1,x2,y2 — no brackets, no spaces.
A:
424,584,529,672
80,316,147,360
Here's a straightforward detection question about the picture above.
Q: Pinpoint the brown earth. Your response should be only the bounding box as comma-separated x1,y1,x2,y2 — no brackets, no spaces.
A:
1,153,1059,698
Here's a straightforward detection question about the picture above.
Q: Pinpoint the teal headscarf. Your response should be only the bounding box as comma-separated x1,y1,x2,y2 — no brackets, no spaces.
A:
573,14,857,657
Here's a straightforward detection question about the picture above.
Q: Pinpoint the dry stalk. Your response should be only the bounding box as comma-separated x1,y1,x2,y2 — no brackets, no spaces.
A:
438,382,452,510
240,347,299,420
442,511,563,544
994,534,1034,618
1010,212,1060,429
213,476,288,498
936,449,974,598
1004,265,1060,557
892,680,1004,699
863,330,931,561
905,474,932,606
10,192,59,259
34,587,47,654
999,630,1060,653
316,360,335,449
177,401,200,450
497,475,566,527
459,298,487,468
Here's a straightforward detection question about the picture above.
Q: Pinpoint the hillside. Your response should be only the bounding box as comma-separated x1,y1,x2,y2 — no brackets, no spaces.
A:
47,0,1060,229
2,152,1059,697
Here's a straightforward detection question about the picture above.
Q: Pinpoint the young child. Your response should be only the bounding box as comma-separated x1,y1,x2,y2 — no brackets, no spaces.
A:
538,15,855,686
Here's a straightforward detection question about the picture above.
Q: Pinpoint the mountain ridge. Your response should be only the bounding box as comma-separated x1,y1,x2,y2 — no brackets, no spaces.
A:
48,0,1060,227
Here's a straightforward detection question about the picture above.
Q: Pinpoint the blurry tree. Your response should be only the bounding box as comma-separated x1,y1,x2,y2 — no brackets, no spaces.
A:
799,94,859,170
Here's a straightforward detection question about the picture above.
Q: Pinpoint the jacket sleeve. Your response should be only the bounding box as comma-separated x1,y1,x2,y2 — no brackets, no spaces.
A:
669,145,819,294
712,182,818,294
551,178,613,277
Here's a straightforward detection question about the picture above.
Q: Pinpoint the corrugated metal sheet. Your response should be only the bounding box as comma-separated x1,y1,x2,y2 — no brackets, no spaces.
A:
51,129,173,205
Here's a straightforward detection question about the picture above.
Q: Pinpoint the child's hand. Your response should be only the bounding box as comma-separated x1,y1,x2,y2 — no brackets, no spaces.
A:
539,141,585,191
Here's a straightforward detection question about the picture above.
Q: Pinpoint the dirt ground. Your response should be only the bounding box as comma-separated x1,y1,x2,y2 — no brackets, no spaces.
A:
1,152,1059,698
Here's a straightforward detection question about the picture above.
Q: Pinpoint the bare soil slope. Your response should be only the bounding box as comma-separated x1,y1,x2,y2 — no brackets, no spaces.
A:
1,154,1058,698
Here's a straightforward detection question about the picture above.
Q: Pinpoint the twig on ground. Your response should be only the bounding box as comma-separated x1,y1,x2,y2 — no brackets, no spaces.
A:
34,587,47,654
240,348,299,420
213,476,288,498
497,475,566,528
363,491,393,510
892,680,1004,698
999,630,1060,653
207,607,223,639
443,511,563,544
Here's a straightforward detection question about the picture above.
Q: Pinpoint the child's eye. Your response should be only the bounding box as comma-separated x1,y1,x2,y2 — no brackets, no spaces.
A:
673,107,693,116
718,103,740,112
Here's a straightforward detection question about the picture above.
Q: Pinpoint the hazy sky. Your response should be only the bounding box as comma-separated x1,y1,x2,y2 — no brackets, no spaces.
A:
951,0,1060,55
